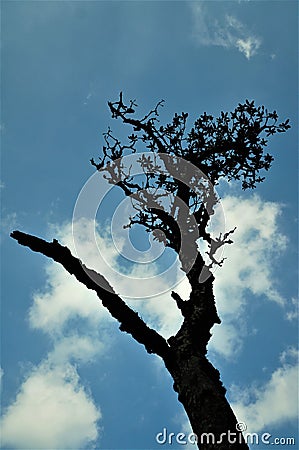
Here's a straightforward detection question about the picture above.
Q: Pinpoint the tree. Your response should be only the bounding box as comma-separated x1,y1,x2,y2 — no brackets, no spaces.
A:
11,93,290,449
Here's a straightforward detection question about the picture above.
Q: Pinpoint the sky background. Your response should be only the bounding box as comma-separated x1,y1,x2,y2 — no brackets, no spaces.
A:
1,1,298,449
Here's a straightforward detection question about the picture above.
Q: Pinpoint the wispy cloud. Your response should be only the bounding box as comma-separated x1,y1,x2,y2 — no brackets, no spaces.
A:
1,212,18,236
286,297,299,322
190,3,261,59
230,347,298,432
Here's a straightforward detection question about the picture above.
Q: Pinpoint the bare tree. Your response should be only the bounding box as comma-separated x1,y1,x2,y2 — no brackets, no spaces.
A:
11,93,290,449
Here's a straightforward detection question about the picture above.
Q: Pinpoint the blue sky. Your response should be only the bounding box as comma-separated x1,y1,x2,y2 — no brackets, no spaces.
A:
1,1,298,449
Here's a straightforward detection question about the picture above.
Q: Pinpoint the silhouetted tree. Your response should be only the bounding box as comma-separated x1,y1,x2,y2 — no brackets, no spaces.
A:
11,93,290,449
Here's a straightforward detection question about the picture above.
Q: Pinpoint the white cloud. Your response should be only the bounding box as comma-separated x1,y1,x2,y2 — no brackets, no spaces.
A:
29,262,111,336
209,322,243,359
1,194,290,446
214,194,287,307
126,276,190,339
29,221,117,336
236,37,261,59
27,194,289,361
230,348,298,432
1,212,18,237
66,193,288,359
1,221,114,449
286,297,299,322
84,92,93,106
171,412,195,450
2,219,188,449
49,334,105,365
209,194,287,358
190,3,261,59
279,346,298,365
1,362,100,449
96,192,288,360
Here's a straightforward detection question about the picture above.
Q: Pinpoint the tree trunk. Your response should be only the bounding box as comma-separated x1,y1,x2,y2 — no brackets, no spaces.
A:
164,278,249,450
165,350,249,450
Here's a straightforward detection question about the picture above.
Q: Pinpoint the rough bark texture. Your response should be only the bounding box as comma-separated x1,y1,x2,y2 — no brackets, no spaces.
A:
168,353,248,450
165,277,248,449
11,230,249,450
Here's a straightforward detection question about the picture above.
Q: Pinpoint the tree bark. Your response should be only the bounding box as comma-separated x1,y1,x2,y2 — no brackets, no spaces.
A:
165,281,248,449
165,344,248,449
10,230,249,450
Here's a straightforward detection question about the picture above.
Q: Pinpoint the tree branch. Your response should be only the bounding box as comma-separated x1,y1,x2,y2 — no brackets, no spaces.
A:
10,230,171,361
108,94,167,153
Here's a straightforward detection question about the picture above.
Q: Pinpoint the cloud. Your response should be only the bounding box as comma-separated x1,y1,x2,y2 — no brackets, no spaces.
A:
29,261,111,336
230,347,298,432
208,194,287,358
236,37,261,59
1,212,18,237
84,92,92,105
1,218,186,449
170,412,195,450
190,3,261,59
68,192,287,359
30,219,180,338
1,194,290,447
80,191,287,361
15,193,290,359
126,276,190,339
1,361,101,449
1,221,114,449
286,297,299,322
2,218,187,449
279,346,298,365
49,334,105,366
29,221,116,336
125,192,287,360
214,194,287,307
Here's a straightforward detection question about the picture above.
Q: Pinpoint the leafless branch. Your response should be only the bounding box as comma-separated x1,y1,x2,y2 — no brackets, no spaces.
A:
10,230,171,361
